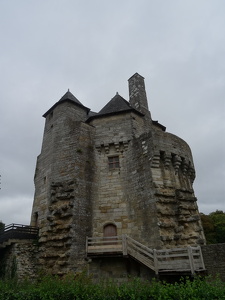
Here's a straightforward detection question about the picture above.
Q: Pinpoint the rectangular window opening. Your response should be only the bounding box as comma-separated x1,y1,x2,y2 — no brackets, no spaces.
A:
108,156,120,170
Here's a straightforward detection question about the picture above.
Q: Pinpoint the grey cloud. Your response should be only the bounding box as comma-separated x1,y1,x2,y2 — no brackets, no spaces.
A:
0,0,224,224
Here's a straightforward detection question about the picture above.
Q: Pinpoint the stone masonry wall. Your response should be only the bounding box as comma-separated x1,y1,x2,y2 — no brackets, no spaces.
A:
0,241,38,280
89,108,205,250
201,244,225,281
149,127,205,248
123,131,161,248
128,73,151,121
91,113,136,239
90,112,161,248
31,102,89,228
89,257,155,283
31,101,95,275
90,112,145,148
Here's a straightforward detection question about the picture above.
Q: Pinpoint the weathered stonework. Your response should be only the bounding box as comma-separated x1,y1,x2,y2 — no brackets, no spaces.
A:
0,240,38,280
29,73,205,277
88,257,155,283
201,244,225,281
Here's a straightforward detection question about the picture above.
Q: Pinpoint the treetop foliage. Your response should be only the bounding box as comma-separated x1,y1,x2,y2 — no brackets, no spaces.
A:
201,210,225,244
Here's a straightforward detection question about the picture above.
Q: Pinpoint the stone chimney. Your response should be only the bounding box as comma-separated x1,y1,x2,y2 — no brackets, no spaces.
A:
128,73,151,121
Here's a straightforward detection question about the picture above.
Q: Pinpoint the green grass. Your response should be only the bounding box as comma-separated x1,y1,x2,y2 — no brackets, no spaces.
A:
0,273,225,300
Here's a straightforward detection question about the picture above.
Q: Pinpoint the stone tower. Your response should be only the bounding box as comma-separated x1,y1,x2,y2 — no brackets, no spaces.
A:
31,91,95,274
31,73,205,277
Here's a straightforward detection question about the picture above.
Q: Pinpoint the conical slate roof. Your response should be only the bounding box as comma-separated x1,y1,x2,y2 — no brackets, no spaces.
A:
98,93,132,115
43,89,90,117
59,90,83,106
86,93,144,122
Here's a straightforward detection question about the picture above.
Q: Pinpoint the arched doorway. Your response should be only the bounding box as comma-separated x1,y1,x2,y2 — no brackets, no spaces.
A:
103,223,117,238
103,223,117,245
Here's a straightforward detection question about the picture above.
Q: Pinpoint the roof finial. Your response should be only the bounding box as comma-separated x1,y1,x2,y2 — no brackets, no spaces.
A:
116,91,119,95
68,88,70,92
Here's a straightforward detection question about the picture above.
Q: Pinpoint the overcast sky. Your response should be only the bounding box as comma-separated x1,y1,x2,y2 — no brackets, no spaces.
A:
0,0,224,225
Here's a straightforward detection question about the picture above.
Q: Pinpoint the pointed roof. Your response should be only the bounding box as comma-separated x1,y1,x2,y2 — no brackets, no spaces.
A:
59,89,83,105
43,90,90,118
128,72,145,81
86,93,144,122
98,93,132,115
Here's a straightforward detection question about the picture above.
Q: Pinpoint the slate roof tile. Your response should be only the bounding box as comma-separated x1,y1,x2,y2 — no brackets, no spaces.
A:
98,93,132,115
43,90,90,117
59,90,83,106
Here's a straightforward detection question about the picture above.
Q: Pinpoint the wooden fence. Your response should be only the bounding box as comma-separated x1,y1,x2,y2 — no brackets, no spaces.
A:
0,224,39,244
86,235,205,275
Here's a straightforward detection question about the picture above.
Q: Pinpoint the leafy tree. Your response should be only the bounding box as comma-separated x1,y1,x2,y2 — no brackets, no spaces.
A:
200,213,216,244
201,210,225,244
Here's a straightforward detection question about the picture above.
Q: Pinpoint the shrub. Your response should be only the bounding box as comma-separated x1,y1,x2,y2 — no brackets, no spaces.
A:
0,274,225,300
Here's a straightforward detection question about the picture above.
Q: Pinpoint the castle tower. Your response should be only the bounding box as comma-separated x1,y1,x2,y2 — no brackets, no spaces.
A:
31,90,95,274
31,74,205,278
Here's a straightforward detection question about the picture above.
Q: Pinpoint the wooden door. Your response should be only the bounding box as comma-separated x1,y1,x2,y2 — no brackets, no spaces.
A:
103,224,117,245
104,224,117,237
